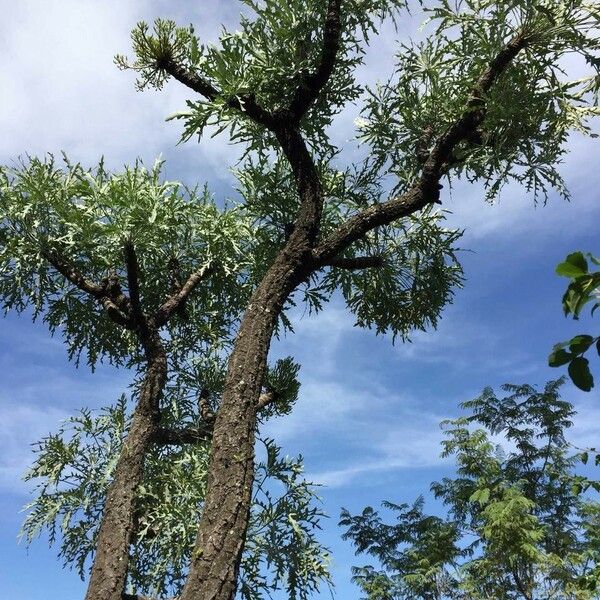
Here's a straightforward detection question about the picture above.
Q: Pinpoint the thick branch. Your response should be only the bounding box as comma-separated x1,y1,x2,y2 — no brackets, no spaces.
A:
154,263,214,327
42,249,132,328
313,33,530,263
312,187,429,263
159,57,278,128
274,127,324,248
321,255,384,270
286,0,343,121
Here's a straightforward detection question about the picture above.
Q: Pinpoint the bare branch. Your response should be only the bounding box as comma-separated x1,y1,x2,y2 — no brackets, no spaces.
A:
154,263,215,327
320,255,384,270
286,0,343,122
313,33,530,263
42,249,133,328
153,424,213,446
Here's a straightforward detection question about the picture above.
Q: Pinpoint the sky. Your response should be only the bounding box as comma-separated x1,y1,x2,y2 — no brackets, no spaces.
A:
0,1,599,599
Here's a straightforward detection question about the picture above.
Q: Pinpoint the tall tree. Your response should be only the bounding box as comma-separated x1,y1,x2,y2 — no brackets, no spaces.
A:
341,379,600,600
0,158,328,599
2,0,599,598
115,2,599,598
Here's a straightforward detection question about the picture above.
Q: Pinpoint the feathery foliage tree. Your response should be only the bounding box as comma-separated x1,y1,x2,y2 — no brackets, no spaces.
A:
0,158,329,599
1,0,599,599
341,379,600,599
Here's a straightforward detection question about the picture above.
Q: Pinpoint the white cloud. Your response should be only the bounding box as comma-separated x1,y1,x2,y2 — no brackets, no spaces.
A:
0,0,245,185
0,404,68,495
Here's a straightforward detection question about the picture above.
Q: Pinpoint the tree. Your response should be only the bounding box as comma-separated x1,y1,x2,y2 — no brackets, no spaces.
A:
549,252,600,391
21,401,331,600
341,379,600,599
0,158,329,599
1,0,599,599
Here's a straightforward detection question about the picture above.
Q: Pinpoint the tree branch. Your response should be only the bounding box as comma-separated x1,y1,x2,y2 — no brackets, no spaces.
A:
286,0,343,122
123,240,147,330
152,424,213,446
159,56,278,128
312,32,530,263
422,32,529,182
154,263,215,327
42,249,133,328
320,255,384,270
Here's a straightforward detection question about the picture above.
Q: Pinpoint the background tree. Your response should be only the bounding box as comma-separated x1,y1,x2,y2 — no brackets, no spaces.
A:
549,251,600,391
2,0,600,599
341,378,600,600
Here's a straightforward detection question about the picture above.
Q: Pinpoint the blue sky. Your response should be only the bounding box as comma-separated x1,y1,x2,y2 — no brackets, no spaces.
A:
0,1,599,599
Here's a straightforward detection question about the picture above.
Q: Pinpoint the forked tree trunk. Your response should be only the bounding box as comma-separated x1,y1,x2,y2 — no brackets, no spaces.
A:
179,248,312,600
85,338,167,600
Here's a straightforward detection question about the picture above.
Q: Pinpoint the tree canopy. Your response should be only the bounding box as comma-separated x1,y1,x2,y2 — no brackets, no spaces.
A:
341,379,600,599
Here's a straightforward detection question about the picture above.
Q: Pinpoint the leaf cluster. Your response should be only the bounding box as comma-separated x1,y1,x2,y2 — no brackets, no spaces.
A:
359,0,600,201
549,251,600,391
0,156,253,368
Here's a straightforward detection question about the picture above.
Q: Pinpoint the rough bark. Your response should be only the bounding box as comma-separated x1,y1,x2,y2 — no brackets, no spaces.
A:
84,333,167,600
148,18,529,600
179,220,315,600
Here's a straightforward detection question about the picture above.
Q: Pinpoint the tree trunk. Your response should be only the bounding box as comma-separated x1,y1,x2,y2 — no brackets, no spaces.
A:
179,247,312,600
85,336,167,600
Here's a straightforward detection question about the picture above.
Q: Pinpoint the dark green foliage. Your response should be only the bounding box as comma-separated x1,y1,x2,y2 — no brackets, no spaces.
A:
550,252,600,391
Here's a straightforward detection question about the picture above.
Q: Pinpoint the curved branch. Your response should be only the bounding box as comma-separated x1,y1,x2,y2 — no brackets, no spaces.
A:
313,32,530,263
42,249,133,328
160,57,278,128
286,0,343,122
154,263,215,327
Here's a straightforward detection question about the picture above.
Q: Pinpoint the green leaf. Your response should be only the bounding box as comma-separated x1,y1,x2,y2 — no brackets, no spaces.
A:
556,261,587,278
568,357,594,392
566,252,588,273
569,334,595,355
548,348,573,367
580,451,589,465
